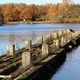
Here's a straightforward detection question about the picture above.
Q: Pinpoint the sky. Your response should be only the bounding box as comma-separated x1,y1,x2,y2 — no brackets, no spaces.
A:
0,0,80,4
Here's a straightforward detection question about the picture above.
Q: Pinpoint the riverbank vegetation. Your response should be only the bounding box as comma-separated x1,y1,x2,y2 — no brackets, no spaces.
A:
0,0,80,24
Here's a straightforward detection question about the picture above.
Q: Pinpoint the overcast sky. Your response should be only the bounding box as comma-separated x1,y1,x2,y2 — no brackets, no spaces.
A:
0,0,80,4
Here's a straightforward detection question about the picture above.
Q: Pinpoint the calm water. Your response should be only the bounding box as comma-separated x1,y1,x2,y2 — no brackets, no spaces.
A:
51,46,80,80
0,24,80,55
0,24,80,80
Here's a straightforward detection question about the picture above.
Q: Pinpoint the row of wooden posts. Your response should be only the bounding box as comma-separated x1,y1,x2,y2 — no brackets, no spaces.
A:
7,29,80,67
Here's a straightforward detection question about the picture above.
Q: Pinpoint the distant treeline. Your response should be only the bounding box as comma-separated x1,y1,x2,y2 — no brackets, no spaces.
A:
0,2,80,23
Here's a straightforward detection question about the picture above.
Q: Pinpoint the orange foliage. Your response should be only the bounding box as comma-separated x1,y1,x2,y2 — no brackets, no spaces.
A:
20,9,32,20
3,4,19,21
48,4,59,18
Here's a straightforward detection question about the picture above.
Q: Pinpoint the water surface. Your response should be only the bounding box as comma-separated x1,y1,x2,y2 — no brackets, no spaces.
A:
0,24,80,55
51,46,80,80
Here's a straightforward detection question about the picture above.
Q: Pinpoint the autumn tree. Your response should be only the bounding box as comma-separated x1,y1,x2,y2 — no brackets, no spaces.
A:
0,2,80,23
47,4,59,22
29,4,38,21
0,5,3,24
58,0,71,22
37,5,50,21
3,4,19,22
20,7,32,21
47,0,72,23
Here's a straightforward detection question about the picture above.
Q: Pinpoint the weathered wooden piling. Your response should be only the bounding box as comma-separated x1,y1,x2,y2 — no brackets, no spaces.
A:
37,37,43,44
62,30,67,35
7,44,15,56
51,32,58,39
22,51,32,68
78,31,80,34
54,39,59,49
60,37,64,47
66,33,71,43
41,43,48,58
71,32,75,39
78,30,80,35
75,31,79,37
46,34,51,39
25,40,31,50
64,36,67,45
58,31,63,38
43,34,51,41
66,29,70,33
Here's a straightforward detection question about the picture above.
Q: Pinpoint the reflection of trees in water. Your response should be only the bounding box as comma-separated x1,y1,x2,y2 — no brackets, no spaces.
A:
0,30,53,51
7,33,25,49
6,31,37,49
8,34,15,44
7,33,25,43
30,31,37,41
0,30,53,44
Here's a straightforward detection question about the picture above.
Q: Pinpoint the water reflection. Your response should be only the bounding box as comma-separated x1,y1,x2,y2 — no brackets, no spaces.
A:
0,24,80,55
0,30,54,55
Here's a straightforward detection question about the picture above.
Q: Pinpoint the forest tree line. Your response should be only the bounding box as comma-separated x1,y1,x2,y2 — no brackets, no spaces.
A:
0,2,80,23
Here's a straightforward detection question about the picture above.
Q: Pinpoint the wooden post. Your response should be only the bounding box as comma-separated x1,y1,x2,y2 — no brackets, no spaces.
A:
62,30,67,35
37,37,43,44
46,34,51,39
43,34,51,42
69,32,72,41
79,31,80,35
58,31,63,38
75,31,79,37
54,39,59,49
7,44,15,56
72,32,75,39
71,32,74,39
73,32,77,38
66,33,71,43
64,36,67,46
78,30,80,35
43,36,46,42
41,43,48,58
66,29,70,43
60,37,64,47
51,32,58,39
66,29,70,33
22,51,32,68
25,40,31,50
44,34,51,41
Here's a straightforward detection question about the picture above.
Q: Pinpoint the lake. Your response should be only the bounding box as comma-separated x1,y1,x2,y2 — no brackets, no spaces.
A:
50,46,80,80
0,24,80,55
0,24,80,80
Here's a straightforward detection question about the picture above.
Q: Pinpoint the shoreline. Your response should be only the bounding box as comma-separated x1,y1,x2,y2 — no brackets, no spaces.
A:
2,21,50,25
1,21,80,25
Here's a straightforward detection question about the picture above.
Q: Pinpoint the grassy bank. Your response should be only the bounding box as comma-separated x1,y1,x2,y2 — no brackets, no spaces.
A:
3,21,51,25
1,20,80,25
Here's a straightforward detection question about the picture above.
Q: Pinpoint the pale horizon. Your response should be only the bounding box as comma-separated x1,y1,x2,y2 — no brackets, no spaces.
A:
0,0,80,5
